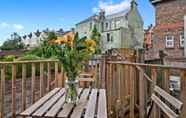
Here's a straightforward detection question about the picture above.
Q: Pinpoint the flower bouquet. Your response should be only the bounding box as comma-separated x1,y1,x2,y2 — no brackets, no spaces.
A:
51,32,96,103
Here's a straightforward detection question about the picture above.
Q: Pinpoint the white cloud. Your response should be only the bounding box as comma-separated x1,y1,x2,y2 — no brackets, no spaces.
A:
93,0,131,15
0,22,10,28
13,24,24,30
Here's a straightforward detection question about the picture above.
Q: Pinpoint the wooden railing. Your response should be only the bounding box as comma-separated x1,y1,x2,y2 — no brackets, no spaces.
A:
0,60,65,118
0,58,186,118
96,57,186,118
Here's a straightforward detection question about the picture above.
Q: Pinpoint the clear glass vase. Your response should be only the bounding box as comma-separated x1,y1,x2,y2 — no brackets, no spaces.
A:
65,79,79,104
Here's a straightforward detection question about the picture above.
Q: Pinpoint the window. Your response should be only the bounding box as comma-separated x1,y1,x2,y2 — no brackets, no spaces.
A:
165,35,174,48
180,34,184,48
116,20,121,28
107,33,110,42
111,21,115,29
105,22,109,30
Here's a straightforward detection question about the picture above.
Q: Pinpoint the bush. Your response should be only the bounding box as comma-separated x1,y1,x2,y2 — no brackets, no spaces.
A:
3,55,16,61
15,54,42,61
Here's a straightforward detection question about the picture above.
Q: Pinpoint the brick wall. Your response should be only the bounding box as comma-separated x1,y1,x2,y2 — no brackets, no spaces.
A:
152,0,186,57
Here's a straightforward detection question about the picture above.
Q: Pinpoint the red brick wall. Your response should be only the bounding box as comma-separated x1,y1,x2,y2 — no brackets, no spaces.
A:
152,0,186,57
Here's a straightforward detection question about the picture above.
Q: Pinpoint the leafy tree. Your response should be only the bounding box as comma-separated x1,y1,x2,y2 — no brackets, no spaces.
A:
90,25,101,54
0,32,25,50
27,32,60,58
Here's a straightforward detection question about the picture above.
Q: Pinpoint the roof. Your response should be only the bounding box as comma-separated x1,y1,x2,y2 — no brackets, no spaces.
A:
0,50,26,57
76,15,99,25
150,0,175,5
106,9,130,19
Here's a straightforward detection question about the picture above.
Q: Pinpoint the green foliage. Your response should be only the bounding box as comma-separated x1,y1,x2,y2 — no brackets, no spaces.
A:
27,32,60,58
15,54,42,61
58,33,95,81
0,32,26,50
90,25,101,54
2,55,16,61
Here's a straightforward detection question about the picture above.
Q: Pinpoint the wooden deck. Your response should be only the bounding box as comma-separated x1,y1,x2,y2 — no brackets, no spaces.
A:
0,57,186,118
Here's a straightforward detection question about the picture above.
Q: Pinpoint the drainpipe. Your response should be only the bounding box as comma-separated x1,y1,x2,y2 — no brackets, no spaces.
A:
184,16,186,56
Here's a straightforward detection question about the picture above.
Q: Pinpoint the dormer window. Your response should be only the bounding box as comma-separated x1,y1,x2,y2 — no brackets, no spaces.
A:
165,35,174,48
116,20,121,28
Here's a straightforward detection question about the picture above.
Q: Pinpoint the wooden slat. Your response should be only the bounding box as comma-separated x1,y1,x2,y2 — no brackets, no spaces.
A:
20,88,61,116
12,64,16,118
151,67,159,118
0,65,5,118
151,94,178,118
40,62,44,97
139,68,145,118
57,88,83,118
71,89,90,118
31,63,36,104
129,66,135,118
84,89,98,118
55,62,58,87
77,77,94,82
180,70,186,118
163,69,170,93
45,94,66,117
154,86,183,110
33,88,65,117
21,64,26,112
97,89,107,118
47,62,51,92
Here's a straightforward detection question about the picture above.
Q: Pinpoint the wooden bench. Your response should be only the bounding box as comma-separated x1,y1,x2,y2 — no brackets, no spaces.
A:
78,71,95,88
148,86,183,118
20,88,107,118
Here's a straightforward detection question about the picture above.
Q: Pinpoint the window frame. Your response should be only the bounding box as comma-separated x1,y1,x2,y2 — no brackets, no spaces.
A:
180,34,184,48
165,35,174,48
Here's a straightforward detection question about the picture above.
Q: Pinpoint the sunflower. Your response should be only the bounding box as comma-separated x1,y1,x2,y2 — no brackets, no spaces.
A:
85,39,96,47
87,47,96,54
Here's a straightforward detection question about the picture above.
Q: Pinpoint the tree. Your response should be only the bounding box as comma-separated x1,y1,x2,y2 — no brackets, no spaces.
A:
0,32,25,50
90,25,101,54
27,32,60,58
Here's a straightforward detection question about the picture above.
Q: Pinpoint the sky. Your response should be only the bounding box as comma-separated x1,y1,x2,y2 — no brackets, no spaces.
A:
0,0,155,45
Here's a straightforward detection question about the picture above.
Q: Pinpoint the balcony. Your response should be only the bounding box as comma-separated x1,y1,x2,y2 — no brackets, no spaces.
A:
0,57,186,118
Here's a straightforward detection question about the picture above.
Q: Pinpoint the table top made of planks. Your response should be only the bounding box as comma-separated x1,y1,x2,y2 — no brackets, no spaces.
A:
20,88,107,118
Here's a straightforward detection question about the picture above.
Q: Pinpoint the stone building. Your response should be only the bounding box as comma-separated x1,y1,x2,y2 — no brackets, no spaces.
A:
75,0,144,52
146,0,186,66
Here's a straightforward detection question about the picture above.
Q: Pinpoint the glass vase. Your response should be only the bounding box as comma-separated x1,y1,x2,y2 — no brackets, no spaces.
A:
65,79,79,104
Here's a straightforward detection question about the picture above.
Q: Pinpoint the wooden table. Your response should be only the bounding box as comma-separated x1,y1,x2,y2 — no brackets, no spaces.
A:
20,88,107,118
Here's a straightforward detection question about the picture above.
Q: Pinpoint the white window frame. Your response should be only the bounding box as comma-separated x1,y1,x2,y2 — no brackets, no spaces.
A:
165,35,174,48
116,20,121,28
180,34,184,48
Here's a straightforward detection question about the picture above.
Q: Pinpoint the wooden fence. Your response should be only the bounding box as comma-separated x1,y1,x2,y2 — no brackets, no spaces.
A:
95,57,186,118
0,60,65,118
0,58,186,118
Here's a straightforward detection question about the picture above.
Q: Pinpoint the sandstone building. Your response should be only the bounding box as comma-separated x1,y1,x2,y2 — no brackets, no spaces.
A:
75,0,144,52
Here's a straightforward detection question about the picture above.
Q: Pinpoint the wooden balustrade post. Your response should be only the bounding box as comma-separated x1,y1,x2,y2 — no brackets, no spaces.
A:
31,63,36,104
180,70,186,118
47,62,51,91
163,69,170,93
55,62,58,87
129,65,135,118
21,64,26,112
108,63,113,115
151,67,159,118
12,64,16,118
40,63,44,97
0,65,5,118
139,68,146,118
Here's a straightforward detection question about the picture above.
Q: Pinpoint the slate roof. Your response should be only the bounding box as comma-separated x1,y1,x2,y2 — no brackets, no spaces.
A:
76,15,99,25
150,0,174,5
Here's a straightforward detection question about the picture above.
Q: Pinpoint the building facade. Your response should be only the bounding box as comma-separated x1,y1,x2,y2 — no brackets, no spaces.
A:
75,0,144,52
146,0,186,66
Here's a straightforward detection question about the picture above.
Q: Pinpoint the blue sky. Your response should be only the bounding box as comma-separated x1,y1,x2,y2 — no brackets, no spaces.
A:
0,0,155,45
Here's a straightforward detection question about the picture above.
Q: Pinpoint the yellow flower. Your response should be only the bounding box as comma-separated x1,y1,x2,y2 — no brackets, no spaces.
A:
85,39,96,47
88,47,96,54
55,37,67,44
